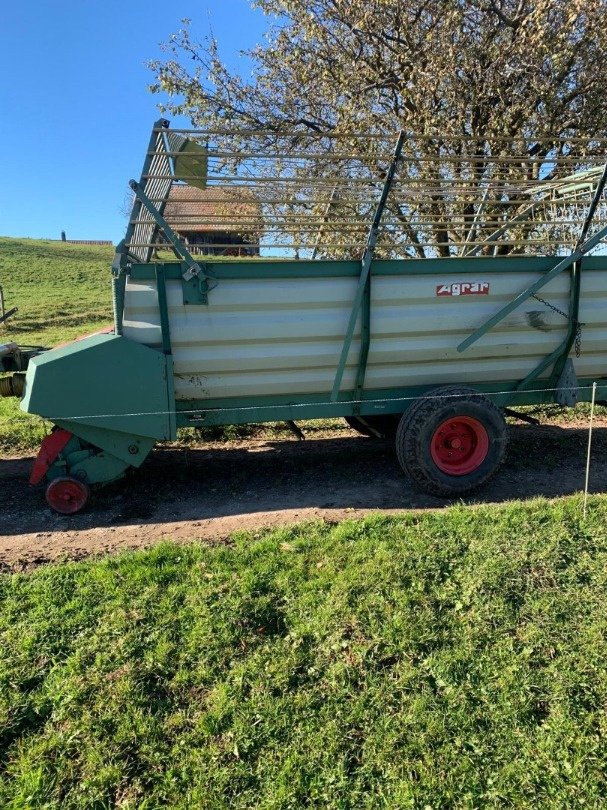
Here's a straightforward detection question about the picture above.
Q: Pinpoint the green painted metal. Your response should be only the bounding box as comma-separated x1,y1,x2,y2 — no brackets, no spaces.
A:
52,422,156,468
128,254,607,283
43,433,133,486
111,269,126,335
512,262,581,395
129,179,209,292
174,376,607,428
46,447,129,486
68,452,129,485
548,261,582,388
331,131,406,402
21,333,174,442
353,274,371,412
458,222,607,353
155,266,172,355
120,119,169,266
153,265,178,439
181,264,219,304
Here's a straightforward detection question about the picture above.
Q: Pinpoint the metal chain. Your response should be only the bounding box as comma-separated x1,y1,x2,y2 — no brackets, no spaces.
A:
531,294,582,357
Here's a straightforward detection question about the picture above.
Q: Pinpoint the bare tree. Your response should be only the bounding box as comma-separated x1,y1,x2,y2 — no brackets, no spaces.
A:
149,1,607,257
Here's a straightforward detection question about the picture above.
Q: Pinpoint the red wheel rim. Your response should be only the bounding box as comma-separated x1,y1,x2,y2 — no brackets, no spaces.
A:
45,477,89,514
430,416,489,476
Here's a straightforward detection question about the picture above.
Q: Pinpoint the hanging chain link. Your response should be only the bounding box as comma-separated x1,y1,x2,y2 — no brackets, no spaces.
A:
531,294,582,357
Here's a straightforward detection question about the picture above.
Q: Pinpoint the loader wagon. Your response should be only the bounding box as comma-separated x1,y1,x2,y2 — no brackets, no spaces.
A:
4,121,607,513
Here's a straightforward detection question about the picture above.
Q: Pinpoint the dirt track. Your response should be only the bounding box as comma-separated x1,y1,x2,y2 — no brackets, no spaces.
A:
1,419,606,570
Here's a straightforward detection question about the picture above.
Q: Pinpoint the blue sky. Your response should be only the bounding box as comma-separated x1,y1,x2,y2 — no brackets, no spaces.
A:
0,1,268,241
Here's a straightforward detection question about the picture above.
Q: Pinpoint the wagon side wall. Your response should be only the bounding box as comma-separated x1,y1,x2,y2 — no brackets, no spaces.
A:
121,257,607,413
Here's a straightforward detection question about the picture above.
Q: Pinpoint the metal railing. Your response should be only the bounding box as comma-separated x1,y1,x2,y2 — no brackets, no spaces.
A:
123,123,607,261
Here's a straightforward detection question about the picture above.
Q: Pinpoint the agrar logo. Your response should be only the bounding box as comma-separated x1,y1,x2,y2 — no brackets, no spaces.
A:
436,282,490,297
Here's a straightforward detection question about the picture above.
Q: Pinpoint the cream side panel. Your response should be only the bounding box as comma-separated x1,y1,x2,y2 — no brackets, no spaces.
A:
122,269,607,400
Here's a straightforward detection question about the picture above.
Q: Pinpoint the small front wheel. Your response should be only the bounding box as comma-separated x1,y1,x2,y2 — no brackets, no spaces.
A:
46,476,90,515
396,387,507,497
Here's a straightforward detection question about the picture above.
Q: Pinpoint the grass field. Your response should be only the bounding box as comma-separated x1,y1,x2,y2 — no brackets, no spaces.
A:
0,238,113,346
0,238,113,453
2,497,607,807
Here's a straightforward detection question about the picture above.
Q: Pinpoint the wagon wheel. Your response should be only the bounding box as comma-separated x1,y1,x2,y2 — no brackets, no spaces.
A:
45,476,90,515
344,415,400,439
396,386,507,497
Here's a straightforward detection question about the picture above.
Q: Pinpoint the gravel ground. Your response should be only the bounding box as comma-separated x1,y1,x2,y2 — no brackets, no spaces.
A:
1,418,605,570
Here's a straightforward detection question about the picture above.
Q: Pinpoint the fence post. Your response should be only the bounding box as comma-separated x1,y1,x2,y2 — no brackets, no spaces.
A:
583,381,597,520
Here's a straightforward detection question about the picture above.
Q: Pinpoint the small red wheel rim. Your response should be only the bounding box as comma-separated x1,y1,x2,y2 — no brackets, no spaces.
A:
430,416,489,476
45,477,89,515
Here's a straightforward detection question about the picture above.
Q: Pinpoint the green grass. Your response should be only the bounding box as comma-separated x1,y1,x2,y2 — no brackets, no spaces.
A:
0,238,114,453
2,496,607,807
0,237,113,346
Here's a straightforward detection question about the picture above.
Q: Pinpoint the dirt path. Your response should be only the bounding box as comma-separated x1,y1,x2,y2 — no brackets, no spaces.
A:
1,420,606,570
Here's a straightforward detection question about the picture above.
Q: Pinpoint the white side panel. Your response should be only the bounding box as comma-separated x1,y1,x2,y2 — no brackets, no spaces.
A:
121,269,607,401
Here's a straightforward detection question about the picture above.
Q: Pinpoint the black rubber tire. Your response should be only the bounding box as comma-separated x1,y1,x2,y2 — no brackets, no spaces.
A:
344,414,400,439
395,386,507,498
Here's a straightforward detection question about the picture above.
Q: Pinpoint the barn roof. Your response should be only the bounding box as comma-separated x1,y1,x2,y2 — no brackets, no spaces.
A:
164,184,262,235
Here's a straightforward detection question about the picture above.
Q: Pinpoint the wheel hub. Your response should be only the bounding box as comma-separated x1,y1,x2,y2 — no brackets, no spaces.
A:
430,417,489,476
45,477,90,515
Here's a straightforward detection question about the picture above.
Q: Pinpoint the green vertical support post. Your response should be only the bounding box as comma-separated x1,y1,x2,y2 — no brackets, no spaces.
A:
353,276,371,412
547,260,582,388
154,265,177,438
331,130,405,402
111,267,127,336
155,266,172,356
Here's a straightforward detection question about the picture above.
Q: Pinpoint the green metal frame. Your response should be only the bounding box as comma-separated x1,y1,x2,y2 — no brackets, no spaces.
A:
131,252,607,428
21,333,176,484
129,179,215,305
173,375,607,428
458,224,607,354
128,254,607,282
331,131,406,403
24,118,607,493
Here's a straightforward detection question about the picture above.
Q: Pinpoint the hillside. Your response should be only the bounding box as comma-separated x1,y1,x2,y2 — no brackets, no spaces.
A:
0,238,114,452
0,237,113,347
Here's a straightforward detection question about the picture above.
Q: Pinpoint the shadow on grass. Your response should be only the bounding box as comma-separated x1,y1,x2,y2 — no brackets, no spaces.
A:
1,423,605,537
